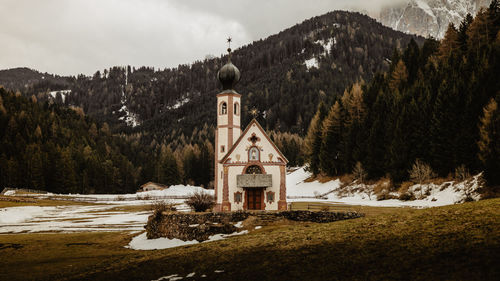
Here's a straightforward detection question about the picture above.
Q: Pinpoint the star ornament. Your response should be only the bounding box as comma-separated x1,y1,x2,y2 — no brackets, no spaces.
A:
250,108,258,118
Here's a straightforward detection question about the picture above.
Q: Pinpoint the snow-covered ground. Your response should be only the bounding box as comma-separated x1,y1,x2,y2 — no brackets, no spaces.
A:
0,205,149,233
287,167,482,208
0,185,213,234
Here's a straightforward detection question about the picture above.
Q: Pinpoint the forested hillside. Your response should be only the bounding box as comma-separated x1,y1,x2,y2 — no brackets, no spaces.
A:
0,88,189,193
306,2,500,190
0,11,423,138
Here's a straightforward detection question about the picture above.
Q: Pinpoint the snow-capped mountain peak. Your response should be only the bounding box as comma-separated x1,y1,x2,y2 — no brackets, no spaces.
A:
378,0,490,39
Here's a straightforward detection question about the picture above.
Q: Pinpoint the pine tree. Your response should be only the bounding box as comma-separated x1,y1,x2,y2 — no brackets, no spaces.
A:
320,101,343,176
157,145,180,186
477,98,500,185
389,60,408,91
438,24,459,61
304,102,328,175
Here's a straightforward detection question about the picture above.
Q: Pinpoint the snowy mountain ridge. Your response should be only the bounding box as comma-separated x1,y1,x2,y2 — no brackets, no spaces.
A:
378,0,490,39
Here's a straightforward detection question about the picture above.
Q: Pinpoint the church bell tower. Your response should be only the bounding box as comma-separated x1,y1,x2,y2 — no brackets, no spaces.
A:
215,38,241,211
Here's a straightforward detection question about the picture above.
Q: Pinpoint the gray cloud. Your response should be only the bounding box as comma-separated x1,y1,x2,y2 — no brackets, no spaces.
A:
0,0,407,76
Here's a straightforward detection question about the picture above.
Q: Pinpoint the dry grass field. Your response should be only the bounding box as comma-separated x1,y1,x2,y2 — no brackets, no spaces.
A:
0,198,499,281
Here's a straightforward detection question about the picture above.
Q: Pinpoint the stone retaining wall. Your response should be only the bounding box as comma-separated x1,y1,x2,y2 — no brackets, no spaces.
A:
145,210,364,242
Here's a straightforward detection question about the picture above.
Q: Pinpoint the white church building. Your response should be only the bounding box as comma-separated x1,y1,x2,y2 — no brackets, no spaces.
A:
214,45,288,212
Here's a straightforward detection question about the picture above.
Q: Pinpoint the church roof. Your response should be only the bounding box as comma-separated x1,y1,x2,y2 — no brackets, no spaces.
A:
220,118,289,164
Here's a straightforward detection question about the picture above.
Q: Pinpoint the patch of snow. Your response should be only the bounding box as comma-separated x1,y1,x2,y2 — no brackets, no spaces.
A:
117,82,140,127
0,205,149,233
3,190,15,196
316,38,335,56
214,270,224,273
304,37,335,70
167,96,190,110
127,232,198,250
127,230,249,250
304,57,319,70
0,206,56,224
49,90,71,103
234,221,243,228
152,274,183,281
186,273,195,278
255,226,262,230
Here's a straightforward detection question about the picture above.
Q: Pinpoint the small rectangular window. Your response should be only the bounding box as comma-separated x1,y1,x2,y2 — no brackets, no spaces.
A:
221,145,225,153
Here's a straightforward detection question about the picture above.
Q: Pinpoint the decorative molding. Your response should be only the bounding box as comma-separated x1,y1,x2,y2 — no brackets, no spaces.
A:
220,119,288,164
278,165,287,210
248,133,261,144
243,162,266,175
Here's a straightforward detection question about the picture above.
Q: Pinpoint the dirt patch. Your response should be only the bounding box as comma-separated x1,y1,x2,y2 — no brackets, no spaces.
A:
0,243,24,250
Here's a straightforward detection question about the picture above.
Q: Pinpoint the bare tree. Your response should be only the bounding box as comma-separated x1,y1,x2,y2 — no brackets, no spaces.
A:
454,164,471,182
353,162,372,199
409,159,435,198
352,161,367,184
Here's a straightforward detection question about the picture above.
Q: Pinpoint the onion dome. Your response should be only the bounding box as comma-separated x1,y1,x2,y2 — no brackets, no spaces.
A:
217,45,240,90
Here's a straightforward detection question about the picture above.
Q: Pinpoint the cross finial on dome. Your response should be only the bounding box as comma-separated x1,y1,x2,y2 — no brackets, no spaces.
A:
227,36,232,61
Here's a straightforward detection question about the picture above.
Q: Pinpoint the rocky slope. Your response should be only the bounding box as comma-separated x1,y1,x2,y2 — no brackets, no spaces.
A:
379,0,490,38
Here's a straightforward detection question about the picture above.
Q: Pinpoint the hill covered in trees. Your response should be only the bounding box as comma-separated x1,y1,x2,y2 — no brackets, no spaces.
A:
0,11,423,138
305,2,500,191
0,88,195,194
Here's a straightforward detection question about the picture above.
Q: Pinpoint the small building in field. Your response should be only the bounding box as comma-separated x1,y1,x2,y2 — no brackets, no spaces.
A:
140,182,167,192
214,43,288,212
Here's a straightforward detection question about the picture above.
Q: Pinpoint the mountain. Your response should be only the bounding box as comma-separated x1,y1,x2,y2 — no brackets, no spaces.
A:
378,0,490,39
0,11,424,141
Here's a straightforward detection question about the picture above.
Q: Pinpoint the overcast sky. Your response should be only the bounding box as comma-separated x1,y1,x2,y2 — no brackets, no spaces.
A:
0,0,406,76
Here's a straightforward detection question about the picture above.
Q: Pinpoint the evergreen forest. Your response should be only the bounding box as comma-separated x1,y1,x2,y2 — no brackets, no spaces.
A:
305,2,500,192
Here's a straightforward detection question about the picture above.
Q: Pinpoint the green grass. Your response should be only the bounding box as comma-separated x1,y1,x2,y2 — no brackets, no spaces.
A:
0,199,499,281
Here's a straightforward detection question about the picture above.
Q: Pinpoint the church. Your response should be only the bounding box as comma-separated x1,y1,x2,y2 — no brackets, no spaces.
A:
214,44,288,212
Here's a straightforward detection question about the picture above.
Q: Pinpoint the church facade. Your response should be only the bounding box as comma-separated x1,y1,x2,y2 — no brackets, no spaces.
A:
214,47,288,212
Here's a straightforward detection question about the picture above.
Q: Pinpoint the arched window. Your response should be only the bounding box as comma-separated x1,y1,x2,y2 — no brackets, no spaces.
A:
246,165,262,174
249,147,259,161
234,102,239,115
220,102,227,115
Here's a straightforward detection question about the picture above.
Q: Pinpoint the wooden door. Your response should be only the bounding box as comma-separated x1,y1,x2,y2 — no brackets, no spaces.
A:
246,188,262,210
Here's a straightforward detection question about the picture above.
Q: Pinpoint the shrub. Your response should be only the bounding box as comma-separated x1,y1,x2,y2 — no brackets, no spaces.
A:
185,191,215,212
376,191,397,201
399,192,415,201
373,177,393,194
150,200,176,214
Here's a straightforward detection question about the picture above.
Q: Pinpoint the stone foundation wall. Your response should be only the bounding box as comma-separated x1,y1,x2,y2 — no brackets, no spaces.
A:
145,210,364,242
